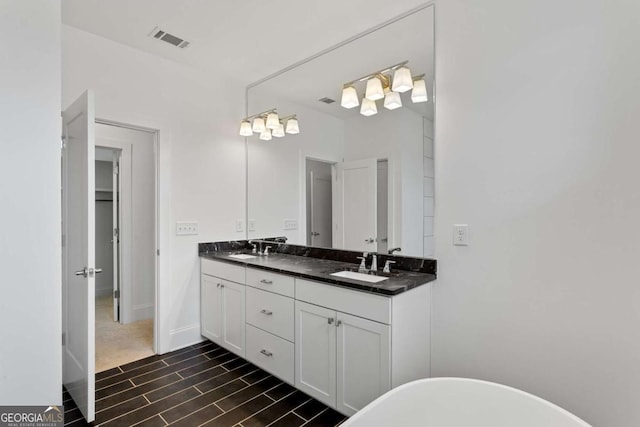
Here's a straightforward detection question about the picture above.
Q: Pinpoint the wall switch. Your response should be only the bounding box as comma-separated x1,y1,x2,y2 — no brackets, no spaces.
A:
176,221,199,236
453,224,469,246
248,219,256,232
235,220,244,232
284,219,298,230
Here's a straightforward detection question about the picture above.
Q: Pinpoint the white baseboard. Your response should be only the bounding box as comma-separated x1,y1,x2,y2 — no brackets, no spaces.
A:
95,288,112,298
131,303,154,322
168,323,202,352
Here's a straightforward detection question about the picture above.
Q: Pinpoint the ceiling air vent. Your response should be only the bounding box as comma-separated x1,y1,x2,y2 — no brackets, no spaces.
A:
148,27,190,49
318,97,336,104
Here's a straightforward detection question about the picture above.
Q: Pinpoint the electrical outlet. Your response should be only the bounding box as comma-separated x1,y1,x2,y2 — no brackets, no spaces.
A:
248,219,256,232
176,221,199,236
284,219,298,230
453,224,469,246
235,219,244,232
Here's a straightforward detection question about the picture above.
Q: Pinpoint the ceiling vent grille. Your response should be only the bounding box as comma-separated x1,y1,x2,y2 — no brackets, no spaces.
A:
148,27,190,49
318,97,336,104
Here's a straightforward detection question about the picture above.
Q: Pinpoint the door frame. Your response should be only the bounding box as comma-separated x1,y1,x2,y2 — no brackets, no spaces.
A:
95,118,160,354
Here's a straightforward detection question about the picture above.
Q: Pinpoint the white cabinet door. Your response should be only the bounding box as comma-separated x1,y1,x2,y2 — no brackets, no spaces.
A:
336,312,391,416
201,274,222,344
221,280,246,357
295,301,337,407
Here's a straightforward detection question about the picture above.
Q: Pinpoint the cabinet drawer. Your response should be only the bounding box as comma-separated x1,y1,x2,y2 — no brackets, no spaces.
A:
246,325,294,384
201,258,245,284
246,287,294,342
246,268,295,297
295,279,391,324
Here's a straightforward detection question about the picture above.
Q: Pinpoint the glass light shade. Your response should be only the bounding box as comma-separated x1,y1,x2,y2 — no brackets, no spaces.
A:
340,86,359,109
384,91,402,110
411,79,428,103
252,117,265,133
272,123,285,137
259,128,272,141
360,97,378,116
265,112,280,129
392,66,413,93
365,77,384,101
285,117,300,134
239,120,253,136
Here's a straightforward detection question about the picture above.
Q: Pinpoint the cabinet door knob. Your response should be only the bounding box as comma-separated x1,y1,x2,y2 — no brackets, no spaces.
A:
260,349,273,357
216,283,220,288
260,279,273,285
220,284,225,288
336,320,342,327
260,309,273,316
327,317,334,324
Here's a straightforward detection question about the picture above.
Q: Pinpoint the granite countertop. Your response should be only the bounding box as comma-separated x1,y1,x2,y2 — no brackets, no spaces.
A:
200,250,436,296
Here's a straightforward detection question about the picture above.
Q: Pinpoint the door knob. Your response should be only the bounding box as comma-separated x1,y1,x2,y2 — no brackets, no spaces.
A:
74,267,102,278
364,238,374,243
311,232,320,236
75,268,88,277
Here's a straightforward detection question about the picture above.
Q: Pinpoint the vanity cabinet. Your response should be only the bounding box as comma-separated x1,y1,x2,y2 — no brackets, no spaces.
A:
200,260,246,357
294,282,391,416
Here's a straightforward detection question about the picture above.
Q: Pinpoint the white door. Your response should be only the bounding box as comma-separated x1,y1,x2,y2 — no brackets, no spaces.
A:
112,151,120,321
336,312,391,416
333,158,378,252
310,171,332,248
62,90,96,423
221,280,246,357
200,274,223,344
295,301,337,407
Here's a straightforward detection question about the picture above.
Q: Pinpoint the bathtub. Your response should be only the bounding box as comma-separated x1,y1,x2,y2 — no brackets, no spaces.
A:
341,378,591,427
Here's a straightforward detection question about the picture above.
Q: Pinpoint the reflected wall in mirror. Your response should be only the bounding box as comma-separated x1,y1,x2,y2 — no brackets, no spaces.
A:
247,5,434,258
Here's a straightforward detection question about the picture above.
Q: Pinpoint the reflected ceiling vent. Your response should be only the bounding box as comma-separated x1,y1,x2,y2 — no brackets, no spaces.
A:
318,97,336,104
148,27,190,49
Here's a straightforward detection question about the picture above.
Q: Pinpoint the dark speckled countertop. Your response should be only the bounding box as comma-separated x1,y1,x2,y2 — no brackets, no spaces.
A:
200,250,436,296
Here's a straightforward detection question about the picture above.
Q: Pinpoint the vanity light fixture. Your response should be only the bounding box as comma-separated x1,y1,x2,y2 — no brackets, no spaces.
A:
239,108,300,140
411,75,428,103
340,60,430,114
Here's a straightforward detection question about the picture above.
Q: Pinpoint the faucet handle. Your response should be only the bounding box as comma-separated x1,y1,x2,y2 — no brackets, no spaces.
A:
264,246,272,255
383,260,396,273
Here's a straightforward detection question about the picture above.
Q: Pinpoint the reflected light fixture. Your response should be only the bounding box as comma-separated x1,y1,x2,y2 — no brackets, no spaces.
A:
411,76,428,103
391,66,413,93
360,98,378,116
265,111,280,129
259,128,272,141
340,61,429,114
285,116,300,134
239,108,299,141
239,120,253,136
341,85,359,109
384,90,402,110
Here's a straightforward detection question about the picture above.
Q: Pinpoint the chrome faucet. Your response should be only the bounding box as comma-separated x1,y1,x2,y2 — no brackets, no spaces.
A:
388,247,402,254
249,240,263,255
371,254,378,272
383,260,396,273
357,252,369,273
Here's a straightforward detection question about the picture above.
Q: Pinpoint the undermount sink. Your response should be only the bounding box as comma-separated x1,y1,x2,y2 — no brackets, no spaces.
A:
330,270,388,283
227,254,257,260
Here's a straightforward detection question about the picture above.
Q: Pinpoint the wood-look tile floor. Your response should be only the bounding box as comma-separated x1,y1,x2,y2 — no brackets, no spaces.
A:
63,341,347,427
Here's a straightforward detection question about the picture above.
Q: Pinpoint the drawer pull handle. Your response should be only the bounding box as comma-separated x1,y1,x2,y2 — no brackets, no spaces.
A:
328,317,334,324
260,349,273,357
260,309,273,316
260,279,273,284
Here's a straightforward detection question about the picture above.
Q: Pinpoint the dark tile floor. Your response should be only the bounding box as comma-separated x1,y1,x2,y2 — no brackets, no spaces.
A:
63,341,347,426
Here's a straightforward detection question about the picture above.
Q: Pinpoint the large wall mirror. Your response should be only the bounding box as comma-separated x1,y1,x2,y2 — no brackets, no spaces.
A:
246,5,434,258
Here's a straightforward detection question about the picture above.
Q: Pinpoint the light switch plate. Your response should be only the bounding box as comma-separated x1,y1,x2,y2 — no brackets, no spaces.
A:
176,221,198,236
235,219,244,232
284,219,298,230
248,219,256,232
453,224,469,246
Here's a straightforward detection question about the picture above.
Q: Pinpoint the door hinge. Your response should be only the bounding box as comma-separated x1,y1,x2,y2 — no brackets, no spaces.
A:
114,228,119,237
113,165,119,175
157,249,160,256
62,332,66,346
114,290,120,299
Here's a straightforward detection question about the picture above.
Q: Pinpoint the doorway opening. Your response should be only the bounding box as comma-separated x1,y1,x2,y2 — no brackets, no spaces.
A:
94,122,157,372
306,158,334,248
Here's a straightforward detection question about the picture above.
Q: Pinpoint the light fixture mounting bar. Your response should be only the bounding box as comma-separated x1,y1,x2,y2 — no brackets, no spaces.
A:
279,114,297,121
344,60,409,86
242,108,277,121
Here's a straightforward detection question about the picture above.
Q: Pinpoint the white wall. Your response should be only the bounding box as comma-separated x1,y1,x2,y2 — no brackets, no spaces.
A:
423,118,434,257
0,0,62,405
344,108,424,256
95,160,114,297
63,25,247,352
433,1,640,426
